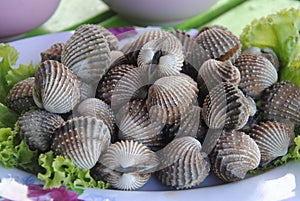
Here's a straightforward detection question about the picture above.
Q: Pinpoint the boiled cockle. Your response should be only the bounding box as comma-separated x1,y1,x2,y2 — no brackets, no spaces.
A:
156,136,210,189
234,54,278,99
18,109,65,152
249,121,295,166
196,25,241,62
40,42,65,62
52,116,111,169
95,140,160,190
210,130,260,182
5,77,36,114
32,60,81,114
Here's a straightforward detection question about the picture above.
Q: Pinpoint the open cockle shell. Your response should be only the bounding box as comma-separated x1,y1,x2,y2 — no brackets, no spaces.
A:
261,81,300,124
5,77,36,114
18,109,65,152
249,121,294,166
196,25,241,62
202,82,256,130
61,24,111,84
146,74,198,124
234,54,278,99
52,116,111,169
156,136,210,189
211,130,260,182
33,60,81,114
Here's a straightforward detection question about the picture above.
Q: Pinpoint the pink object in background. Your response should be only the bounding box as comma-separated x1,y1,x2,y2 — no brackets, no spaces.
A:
0,0,61,40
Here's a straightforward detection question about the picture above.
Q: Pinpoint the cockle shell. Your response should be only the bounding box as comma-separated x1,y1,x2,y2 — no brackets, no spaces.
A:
137,34,184,79
18,109,65,152
210,130,260,182
249,121,294,166
261,81,300,124
32,60,81,114
234,54,278,99
197,59,241,102
242,46,280,71
202,82,256,130
5,77,36,114
61,24,111,84
74,98,116,141
116,99,165,151
146,74,198,124
40,42,65,62
96,140,159,190
196,25,241,62
52,116,111,169
96,64,137,105
121,29,173,65
156,136,210,189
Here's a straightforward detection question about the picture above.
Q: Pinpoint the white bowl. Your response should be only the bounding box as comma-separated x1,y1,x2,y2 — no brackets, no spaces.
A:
0,0,61,41
102,0,217,26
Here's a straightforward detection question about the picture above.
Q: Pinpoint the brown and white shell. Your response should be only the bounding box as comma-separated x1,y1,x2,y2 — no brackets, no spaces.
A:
5,77,36,114
52,116,111,169
116,99,165,151
33,60,81,114
40,42,65,62
197,59,241,101
210,130,260,182
146,74,198,124
202,82,256,130
137,34,184,79
156,136,210,189
196,25,241,62
249,121,294,166
234,54,278,99
96,64,137,105
61,24,111,84
96,140,159,190
261,81,300,124
74,98,116,141
18,109,65,152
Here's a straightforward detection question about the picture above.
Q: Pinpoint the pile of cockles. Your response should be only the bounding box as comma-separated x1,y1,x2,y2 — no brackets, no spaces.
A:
4,24,300,190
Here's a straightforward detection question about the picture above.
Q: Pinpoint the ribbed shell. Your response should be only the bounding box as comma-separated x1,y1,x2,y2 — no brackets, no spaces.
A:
18,109,65,152
61,24,111,84
137,34,184,78
40,42,65,62
249,121,294,166
242,46,280,71
234,54,278,99
202,82,256,130
5,77,36,114
110,67,151,112
33,60,81,114
197,59,241,98
52,116,111,169
156,136,210,189
117,99,165,150
196,25,241,62
99,140,160,174
96,64,137,105
75,98,116,140
261,81,300,124
211,130,260,182
146,74,198,124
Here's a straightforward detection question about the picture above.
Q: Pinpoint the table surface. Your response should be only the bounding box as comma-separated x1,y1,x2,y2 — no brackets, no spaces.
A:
23,0,300,38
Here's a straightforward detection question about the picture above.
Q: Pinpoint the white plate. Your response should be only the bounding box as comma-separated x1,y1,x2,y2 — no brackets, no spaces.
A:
1,30,300,201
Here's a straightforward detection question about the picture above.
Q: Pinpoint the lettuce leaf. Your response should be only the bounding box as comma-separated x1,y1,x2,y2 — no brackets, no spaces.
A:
0,125,39,173
38,151,109,193
0,103,19,128
0,43,19,104
240,8,300,87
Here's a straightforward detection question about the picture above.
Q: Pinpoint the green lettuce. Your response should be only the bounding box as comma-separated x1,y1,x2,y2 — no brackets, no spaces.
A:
0,125,39,173
240,8,300,87
0,103,18,128
38,151,109,193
